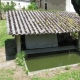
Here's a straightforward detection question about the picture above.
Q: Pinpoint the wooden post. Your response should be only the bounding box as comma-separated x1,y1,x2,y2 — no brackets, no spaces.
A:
78,32,80,50
16,35,21,53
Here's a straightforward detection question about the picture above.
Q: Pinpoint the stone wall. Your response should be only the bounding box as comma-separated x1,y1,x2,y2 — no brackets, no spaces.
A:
25,34,58,49
35,0,66,11
47,0,66,11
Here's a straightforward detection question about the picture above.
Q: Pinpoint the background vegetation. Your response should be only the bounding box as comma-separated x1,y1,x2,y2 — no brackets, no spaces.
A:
0,20,13,47
27,2,38,10
0,1,16,12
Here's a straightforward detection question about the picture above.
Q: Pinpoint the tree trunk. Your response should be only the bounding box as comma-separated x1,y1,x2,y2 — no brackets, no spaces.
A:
0,0,2,20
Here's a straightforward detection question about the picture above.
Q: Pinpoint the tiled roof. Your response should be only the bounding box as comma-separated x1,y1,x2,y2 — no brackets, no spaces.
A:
6,11,80,35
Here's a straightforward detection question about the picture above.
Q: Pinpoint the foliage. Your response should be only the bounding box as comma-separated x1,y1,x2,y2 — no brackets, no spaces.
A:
0,2,4,11
32,77,39,80
71,0,80,15
71,32,78,39
75,0,80,5
15,51,29,74
78,63,80,66
0,20,13,47
22,6,25,11
0,1,16,12
4,1,15,12
28,2,38,10
0,69,15,80
52,70,80,80
15,51,25,66
31,0,35,3
65,66,71,70
26,70,29,75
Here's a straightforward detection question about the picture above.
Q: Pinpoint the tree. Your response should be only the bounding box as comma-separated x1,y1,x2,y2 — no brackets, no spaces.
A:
3,1,16,12
71,0,80,15
28,2,38,10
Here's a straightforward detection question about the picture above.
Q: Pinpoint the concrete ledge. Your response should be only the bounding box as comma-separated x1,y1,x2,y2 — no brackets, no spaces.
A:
28,63,79,75
25,45,75,54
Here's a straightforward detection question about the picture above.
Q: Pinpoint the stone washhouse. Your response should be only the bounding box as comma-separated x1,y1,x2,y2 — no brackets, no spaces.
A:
6,11,80,54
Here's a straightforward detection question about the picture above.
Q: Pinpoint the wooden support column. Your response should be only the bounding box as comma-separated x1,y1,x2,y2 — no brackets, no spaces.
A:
15,35,21,53
78,32,80,50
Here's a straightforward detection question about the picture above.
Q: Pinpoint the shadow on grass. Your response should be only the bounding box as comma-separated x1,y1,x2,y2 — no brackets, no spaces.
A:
5,39,17,60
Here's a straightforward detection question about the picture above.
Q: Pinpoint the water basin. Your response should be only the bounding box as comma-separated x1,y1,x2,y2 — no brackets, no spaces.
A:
26,50,80,71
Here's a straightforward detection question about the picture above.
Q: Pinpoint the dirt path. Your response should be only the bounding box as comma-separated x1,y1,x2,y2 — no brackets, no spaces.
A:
0,47,31,80
0,47,6,63
0,47,16,69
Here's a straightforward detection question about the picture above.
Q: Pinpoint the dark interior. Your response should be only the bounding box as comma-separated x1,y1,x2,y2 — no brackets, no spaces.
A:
21,33,77,50
57,33,77,46
21,35,26,50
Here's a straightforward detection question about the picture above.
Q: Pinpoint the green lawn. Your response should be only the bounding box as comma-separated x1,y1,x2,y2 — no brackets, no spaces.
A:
0,20,13,47
32,70,80,80
0,69,15,80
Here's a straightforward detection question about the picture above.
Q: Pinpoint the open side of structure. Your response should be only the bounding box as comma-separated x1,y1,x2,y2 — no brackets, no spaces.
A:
6,11,80,54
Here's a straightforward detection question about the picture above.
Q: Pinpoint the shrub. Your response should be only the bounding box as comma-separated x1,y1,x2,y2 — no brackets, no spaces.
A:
0,2,5,12
15,51,25,66
78,63,80,66
0,1,16,12
28,4,34,10
65,66,71,70
22,6,25,10
71,32,78,39
28,2,38,10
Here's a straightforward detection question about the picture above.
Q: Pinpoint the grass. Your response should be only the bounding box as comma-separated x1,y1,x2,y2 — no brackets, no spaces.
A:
65,66,71,70
0,20,15,80
78,63,80,66
0,69,15,80
0,20,13,47
52,70,80,80
32,70,80,80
